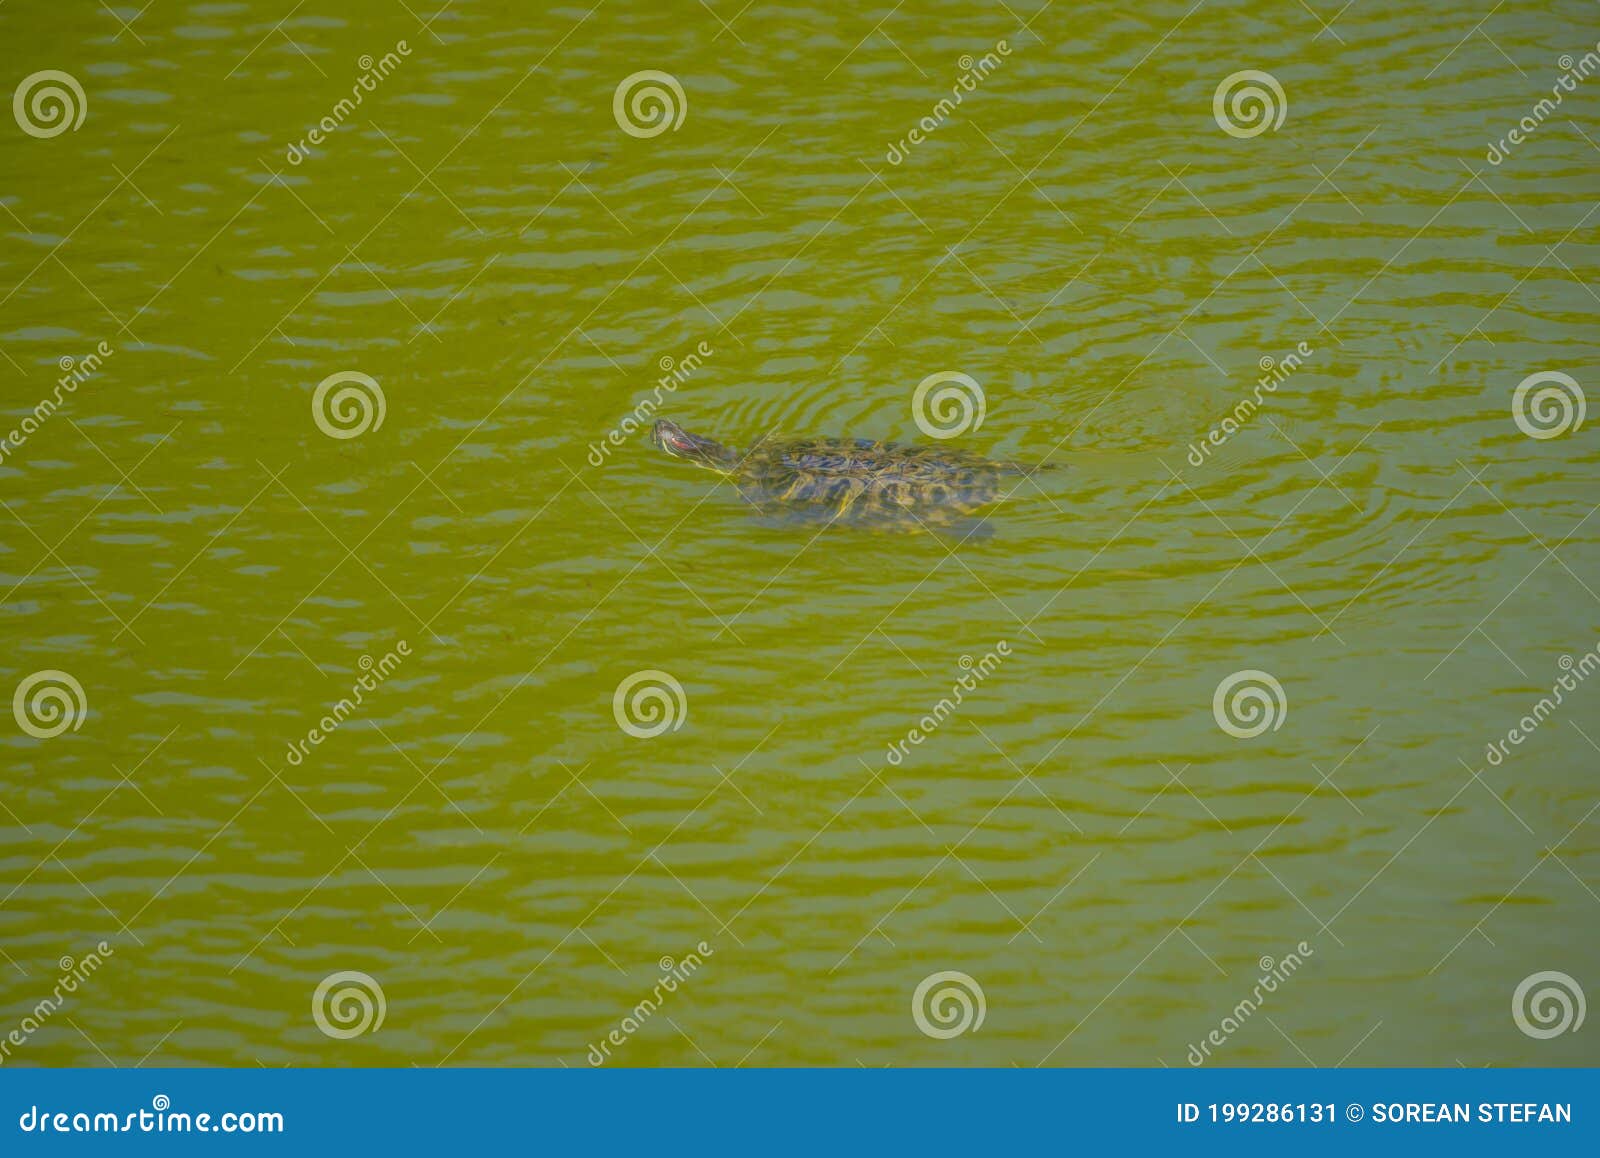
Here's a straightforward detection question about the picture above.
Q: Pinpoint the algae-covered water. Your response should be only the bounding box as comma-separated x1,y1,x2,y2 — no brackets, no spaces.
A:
1,0,1597,1067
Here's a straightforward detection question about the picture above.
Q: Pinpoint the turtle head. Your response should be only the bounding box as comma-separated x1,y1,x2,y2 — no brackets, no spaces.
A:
652,420,737,474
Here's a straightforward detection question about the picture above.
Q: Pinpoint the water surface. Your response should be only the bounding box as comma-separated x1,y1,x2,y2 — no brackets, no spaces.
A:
1,0,1597,1066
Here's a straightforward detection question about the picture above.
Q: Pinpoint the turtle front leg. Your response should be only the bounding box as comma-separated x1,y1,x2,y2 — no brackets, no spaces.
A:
832,477,868,522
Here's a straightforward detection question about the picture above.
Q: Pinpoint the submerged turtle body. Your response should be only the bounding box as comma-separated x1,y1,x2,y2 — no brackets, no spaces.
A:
738,437,1023,528
651,420,1051,532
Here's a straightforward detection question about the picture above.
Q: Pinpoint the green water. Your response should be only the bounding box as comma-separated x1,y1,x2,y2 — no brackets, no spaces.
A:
2,0,1597,1068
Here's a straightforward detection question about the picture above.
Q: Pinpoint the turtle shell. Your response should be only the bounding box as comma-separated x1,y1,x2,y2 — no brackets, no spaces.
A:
733,437,1033,530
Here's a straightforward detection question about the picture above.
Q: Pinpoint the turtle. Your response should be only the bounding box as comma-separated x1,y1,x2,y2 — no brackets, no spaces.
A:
649,418,1056,534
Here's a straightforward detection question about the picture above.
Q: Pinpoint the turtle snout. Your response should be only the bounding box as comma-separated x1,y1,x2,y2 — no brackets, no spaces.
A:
650,420,676,451
654,422,695,455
